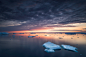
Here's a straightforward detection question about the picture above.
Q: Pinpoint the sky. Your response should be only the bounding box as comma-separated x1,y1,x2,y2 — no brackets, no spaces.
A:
0,0,86,32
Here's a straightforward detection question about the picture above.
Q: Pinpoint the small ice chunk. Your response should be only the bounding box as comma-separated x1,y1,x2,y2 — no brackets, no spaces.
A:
0,32,1,34
13,37,15,38
77,37,79,38
43,42,61,50
12,35,15,36
10,39,12,40
80,54,82,55
28,36,35,38
61,44,78,52
13,33,16,34
44,49,55,52
59,37,63,39
35,35,38,36
30,32,36,34
45,35,47,36
1,32,9,35
20,33,24,34
71,38,73,39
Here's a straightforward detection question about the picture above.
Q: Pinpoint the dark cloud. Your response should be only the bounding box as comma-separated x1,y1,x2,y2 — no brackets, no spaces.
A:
46,25,76,27
0,0,86,31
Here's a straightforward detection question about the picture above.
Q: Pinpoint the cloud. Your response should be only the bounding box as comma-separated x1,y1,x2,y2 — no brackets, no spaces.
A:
0,0,86,31
51,30,82,31
46,25,76,27
0,20,26,27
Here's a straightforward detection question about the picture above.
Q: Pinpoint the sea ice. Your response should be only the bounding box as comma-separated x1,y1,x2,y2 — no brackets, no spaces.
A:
44,49,55,52
61,44,78,52
43,42,61,50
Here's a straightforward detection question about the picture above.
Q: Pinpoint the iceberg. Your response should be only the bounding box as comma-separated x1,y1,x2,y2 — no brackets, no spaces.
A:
43,42,61,50
0,32,9,35
61,44,78,52
44,49,55,52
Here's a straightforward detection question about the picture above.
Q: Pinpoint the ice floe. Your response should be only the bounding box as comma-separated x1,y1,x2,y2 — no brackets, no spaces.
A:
61,44,78,52
44,49,55,52
43,42,61,50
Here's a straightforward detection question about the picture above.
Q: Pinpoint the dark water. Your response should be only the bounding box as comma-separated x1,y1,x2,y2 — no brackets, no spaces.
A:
0,33,86,57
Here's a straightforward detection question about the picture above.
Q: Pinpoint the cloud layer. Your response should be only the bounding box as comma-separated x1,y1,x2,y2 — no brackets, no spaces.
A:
0,0,86,31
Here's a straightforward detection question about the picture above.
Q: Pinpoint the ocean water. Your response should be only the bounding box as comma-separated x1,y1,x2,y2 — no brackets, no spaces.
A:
0,33,86,57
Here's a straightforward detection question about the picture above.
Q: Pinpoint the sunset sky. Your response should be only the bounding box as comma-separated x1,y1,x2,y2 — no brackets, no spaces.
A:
0,0,86,33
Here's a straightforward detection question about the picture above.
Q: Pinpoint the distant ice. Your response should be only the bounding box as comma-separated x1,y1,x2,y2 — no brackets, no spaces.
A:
13,37,15,38
0,32,9,35
43,42,61,50
45,35,47,36
13,33,16,34
71,38,73,39
35,35,38,36
0,32,1,34
65,33,76,35
81,33,86,34
61,44,78,52
20,33,24,34
10,39,12,40
12,35,15,36
30,32,36,34
28,36,35,38
44,49,55,52
59,37,63,39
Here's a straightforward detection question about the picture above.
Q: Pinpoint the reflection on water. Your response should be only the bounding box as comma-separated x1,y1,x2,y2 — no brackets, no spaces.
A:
0,33,86,57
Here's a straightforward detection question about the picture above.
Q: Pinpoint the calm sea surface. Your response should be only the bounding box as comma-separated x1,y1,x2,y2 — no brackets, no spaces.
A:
0,33,86,57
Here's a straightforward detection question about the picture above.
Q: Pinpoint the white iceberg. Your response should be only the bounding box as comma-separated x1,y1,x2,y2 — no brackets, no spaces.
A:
61,44,78,52
44,49,55,52
43,42,61,50
0,32,9,35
